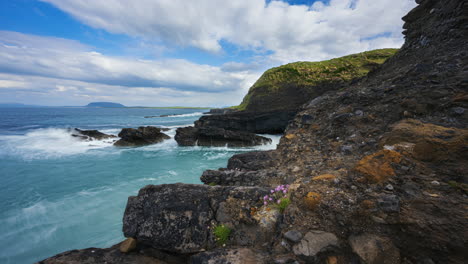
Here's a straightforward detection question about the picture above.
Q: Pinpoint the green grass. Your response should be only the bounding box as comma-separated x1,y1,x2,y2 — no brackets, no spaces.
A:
234,48,398,111
213,224,231,245
275,197,291,213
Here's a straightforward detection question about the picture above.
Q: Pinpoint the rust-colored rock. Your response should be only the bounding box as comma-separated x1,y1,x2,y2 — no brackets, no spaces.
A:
354,150,402,183
119,237,137,253
304,192,321,210
312,174,336,181
380,119,468,162
285,134,296,140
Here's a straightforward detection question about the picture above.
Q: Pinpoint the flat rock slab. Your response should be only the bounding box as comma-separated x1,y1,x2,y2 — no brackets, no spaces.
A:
293,230,338,258
123,183,269,254
175,126,271,147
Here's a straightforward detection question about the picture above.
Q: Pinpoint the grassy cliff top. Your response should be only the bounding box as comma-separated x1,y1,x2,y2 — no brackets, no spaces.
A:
235,48,398,111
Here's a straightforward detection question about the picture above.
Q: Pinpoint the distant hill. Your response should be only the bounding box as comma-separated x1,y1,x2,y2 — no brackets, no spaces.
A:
234,48,398,112
86,102,125,108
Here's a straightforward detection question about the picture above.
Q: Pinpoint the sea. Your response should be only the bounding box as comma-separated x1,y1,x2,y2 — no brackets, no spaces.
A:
0,107,280,264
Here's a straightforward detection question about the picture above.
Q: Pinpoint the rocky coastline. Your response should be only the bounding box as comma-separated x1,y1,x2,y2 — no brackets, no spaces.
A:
40,1,467,263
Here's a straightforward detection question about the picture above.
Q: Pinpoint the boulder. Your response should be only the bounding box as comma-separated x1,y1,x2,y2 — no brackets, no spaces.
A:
349,234,400,264
227,151,275,170
114,126,170,147
292,231,338,259
123,183,269,253
71,128,116,141
175,126,271,147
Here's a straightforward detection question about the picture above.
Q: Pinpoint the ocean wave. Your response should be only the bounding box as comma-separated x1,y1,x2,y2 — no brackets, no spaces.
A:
164,112,204,118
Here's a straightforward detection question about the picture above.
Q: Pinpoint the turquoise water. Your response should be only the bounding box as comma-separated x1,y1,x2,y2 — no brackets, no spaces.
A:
0,107,280,264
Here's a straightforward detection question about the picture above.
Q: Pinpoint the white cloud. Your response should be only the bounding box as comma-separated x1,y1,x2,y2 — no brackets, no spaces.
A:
41,0,416,63
0,31,258,94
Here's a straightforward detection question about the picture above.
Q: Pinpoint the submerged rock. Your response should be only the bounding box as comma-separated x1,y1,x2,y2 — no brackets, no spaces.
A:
114,126,170,147
175,126,271,147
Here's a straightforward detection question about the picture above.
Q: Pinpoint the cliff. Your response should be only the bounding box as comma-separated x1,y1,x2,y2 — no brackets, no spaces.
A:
40,0,468,263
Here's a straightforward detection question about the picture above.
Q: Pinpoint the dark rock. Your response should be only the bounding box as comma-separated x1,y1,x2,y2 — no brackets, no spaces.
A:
227,151,275,170
206,108,237,115
349,234,400,264
377,194,399,213
451,107,465,115
284,230,303,243
123,183,269,254
175,126,271,147
71,128,116,141
301,115,314,125
114,126,170,147
292,231,338,259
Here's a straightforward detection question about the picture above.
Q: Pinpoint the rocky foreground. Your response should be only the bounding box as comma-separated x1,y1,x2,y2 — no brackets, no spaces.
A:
40,0,467,263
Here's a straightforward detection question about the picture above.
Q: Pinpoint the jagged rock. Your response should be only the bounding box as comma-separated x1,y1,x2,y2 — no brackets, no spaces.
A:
292,231,338,259
114,126,170,147
189,248,267,264
175,126,271,147
71,128,116,141
349,234,400,264
37,244,167,264
120,238,137,253
284,230,303,243
201,169,287,187
123,183,269,253
227,151,275,170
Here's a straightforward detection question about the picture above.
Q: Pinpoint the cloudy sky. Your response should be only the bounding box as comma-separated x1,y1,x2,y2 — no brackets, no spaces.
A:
0,0,416,107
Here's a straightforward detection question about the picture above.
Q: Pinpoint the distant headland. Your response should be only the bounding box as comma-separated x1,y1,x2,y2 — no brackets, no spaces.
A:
86,102,126,108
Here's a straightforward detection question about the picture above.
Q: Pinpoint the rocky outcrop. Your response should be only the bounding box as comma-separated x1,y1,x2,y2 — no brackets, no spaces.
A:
40,1,468,263
114,126,170,147
71,128,116,141
174,126,271,147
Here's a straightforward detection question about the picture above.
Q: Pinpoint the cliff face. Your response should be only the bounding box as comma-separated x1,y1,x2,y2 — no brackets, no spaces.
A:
40,1,468,264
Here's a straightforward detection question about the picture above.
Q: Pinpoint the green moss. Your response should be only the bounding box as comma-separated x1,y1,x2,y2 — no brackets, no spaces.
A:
275,197,291,213
236,48,398,110
213,224,231,245
448,181,468,194
208,182,217,186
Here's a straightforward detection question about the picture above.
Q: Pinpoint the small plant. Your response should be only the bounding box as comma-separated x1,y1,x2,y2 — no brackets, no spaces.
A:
212,224,231,245
263,184,291,213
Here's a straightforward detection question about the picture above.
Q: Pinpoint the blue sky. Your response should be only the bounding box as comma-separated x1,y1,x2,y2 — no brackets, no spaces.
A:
0,0,416,106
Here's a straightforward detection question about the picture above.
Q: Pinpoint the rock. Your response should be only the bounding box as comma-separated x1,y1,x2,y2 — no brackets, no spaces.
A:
451,107,465,116
292,231,338,258
175,126,271,147
206,108,237,115
312,174,336,181
431,180,440,186
385,184,394,191
377,194,399,213
303,192,321,210
284,230,303,243
353,150,402,183
119,238,137,253
71,128,116,141
349,234,400,264
227,151,275,171
123,183,269,254
189,248,267,264
114,126,170,147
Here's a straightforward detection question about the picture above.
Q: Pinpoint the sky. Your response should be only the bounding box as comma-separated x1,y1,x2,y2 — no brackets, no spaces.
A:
0,0,416,107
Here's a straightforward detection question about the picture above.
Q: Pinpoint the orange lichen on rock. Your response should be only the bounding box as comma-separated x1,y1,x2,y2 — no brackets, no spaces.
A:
312,174,336,181
380,119,468,161
304,192,321,210
354,150,402,183
285,134,296,140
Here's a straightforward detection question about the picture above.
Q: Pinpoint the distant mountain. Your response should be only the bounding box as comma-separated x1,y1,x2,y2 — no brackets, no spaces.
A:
86,102,125,108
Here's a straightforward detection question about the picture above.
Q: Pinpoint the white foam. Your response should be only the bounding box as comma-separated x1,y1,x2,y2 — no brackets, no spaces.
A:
0,128,115,159
165,112,204,118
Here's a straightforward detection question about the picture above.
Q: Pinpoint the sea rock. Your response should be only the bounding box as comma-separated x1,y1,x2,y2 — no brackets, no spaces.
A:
292,231,338,259
123,183,269,254
114,126,170,147
349,234,400,264
175,126,271,147
227,151,276,171
71,128,116,141
120,238,137,253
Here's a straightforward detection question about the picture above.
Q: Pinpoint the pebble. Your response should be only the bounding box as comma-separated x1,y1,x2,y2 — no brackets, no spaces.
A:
431,180,440,186
385,184,394,191
351,185,357,190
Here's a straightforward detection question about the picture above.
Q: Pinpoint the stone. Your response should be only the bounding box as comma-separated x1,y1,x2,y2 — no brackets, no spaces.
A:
431,180,440,186
377,194,399,213
284,230,303,243
327,256,338,264
312,174,336,181
189,248,267,264
71,128,116,141
303,192,321,210
123,183,268,253
293,231,338,258
451,107,465,115
349,234,400,264
114,126,170,147
354,150,402,183
385,184,394,191
119,237,137,253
